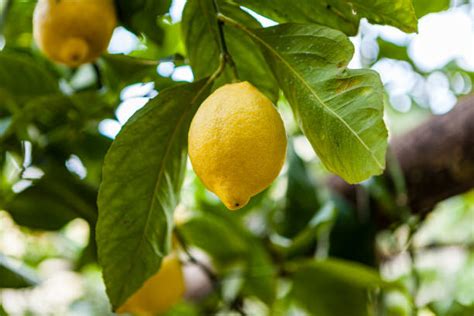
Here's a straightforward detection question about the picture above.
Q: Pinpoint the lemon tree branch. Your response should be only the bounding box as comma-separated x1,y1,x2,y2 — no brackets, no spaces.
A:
211,0,239,81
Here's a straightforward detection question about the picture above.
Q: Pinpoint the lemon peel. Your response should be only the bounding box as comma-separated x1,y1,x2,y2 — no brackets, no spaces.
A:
189,81,287,210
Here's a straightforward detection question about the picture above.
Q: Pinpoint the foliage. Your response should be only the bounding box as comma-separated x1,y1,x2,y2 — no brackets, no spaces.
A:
0,0,473,315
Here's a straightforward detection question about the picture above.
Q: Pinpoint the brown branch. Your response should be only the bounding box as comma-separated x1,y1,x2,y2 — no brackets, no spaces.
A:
329,94,474,221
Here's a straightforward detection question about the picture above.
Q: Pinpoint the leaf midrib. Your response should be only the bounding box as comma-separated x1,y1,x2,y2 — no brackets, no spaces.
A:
249,29,384,169
114,82,209,306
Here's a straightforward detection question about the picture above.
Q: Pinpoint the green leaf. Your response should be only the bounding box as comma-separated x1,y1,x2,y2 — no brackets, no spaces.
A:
377,39,411,62
2,0,35,48
4,166,98,230
235,0,359,35
413,0,450,17
182,0,279,101
0,53,58,103
235,22,387,183
96,79,212,310
237,0,418,35
328,0,418,33
0,254,39,288
115,0,171,44
181,204,276,304
243,244,276,304
100,54,179,92
180,214,248,265
291,258,388,316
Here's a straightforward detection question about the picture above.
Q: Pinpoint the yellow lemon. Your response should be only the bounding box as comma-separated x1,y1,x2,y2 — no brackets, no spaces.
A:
188,81,287,210
117,254,185,316
33,0,116,67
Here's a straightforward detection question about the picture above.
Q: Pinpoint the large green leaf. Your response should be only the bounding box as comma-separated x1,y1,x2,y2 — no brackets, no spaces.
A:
96,79,212,309
0,53,58,103
229,22,387,183
182,0,279,101
235,0,359,35
0,254,39,289
291,259,388,316
237,0,417,35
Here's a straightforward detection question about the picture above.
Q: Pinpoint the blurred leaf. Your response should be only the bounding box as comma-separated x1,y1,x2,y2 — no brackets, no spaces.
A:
165,302,201,316
430,301,474,316
5,183,78,230
291,258,388,316
243,244,276,304
182,0,279,101
100,54,179,92
279,141,320,237
285,201,338,258
3,166,98,230
97,79,212,309
180,214,248,265
2,0,35,48
377,39,411,63
0,52,58,103
115,0,171,44
0,254,39,288
237,0,417,35
413,0,450,17
182,204,276,304
242,23,387,183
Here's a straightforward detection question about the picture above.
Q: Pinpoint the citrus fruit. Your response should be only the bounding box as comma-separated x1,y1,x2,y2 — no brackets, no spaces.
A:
188,81,287,210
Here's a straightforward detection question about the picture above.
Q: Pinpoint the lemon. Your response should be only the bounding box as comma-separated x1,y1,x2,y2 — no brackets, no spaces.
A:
188,81,287,210
117,254,185,316
33,0,116,67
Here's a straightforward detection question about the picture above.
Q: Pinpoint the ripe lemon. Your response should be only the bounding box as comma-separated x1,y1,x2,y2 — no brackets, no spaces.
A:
33,0,116,67
117,254,185,316
188,81,287,210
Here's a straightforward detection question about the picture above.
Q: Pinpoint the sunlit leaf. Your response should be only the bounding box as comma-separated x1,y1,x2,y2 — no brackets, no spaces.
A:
237,0,417,35
236,23,387,183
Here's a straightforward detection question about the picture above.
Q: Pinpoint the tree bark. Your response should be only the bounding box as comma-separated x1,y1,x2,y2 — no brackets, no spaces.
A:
329,94,474,218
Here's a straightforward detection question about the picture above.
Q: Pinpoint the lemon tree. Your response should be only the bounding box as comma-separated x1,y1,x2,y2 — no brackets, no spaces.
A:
1,0,474,315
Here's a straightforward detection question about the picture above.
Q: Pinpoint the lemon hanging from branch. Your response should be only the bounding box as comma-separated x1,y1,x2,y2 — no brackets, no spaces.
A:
189,82,287,210
117,254,185,316
33,0,117,67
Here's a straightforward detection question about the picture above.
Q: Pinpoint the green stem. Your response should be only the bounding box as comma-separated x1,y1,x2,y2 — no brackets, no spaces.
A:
211,0,239,81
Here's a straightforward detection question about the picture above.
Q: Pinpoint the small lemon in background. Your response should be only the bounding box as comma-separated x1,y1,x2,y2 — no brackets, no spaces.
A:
33,0,117,67
188,81,287,210
117,254,185,316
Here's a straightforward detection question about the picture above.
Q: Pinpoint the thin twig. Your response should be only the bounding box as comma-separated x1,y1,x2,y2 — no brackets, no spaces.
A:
211,0,239,81
174,228,219,284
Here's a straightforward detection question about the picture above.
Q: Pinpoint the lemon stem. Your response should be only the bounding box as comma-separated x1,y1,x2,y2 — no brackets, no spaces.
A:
211,0,239,82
